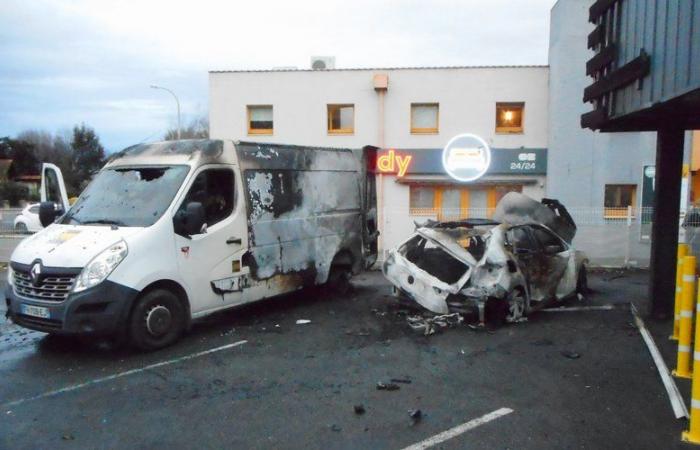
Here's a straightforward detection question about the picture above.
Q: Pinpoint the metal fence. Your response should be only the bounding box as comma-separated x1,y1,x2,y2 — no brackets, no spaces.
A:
381,206,655,268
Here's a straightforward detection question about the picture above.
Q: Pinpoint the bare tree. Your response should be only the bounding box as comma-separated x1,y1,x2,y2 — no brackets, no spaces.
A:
164,115,209,140
17,129,72,167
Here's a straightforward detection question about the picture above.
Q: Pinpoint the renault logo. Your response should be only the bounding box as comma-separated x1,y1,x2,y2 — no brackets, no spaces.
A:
30,263,42,286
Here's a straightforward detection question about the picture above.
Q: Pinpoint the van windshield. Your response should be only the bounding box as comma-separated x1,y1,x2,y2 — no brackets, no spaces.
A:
61,166,190,227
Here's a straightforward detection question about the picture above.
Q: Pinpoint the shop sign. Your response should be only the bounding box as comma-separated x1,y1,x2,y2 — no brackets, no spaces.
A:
376,149,413,177
442,134,491,182
374,147,546,176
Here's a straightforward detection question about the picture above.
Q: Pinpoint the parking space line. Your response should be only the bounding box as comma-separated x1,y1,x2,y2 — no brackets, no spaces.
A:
2,340,247,409
400,407,514,450
632,303,689,419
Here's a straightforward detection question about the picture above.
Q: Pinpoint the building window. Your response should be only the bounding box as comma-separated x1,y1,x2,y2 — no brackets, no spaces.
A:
327,104,354,134
604,184,637,218
410,103,439,134
495,102,524,133
409,186,435,215
247,105,273,135
408,184,523,219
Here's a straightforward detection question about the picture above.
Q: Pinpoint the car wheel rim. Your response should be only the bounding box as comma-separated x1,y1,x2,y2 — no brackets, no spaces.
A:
145,305,172,337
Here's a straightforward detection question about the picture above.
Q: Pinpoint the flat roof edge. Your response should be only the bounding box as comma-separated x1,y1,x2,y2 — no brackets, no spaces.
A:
209,64,549,74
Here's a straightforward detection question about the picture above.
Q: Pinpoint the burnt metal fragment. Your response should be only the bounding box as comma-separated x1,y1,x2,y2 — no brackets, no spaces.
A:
561,350,581,359
376,382,400,391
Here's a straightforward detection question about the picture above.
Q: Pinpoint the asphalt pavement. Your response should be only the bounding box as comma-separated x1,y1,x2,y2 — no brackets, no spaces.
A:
0,269,691,449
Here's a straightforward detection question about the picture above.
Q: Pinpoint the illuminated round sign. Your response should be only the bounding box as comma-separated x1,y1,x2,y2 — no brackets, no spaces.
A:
442,134,491,182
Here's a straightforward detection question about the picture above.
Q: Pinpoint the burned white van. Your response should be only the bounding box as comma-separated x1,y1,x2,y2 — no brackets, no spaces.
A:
5,140,378,350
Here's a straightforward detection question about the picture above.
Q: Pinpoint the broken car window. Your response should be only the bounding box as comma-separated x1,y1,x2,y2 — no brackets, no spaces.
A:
532,226,565,254
178,168,235,227
506,227,537,254
439,227,488,261
399,235,469,284
62,166,190,227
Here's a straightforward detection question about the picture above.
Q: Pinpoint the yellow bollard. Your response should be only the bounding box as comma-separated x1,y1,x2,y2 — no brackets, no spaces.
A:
673,244,690,340
683,283,700,444
674,255,696,379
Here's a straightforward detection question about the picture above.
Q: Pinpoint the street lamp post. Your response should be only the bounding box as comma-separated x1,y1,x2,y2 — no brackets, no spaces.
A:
150,85,181,140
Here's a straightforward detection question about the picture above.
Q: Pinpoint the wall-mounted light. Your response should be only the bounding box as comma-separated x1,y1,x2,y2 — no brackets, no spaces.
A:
503,110,514,123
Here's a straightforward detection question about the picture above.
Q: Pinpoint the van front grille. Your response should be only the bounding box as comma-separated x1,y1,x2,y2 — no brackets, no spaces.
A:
13,269,76,302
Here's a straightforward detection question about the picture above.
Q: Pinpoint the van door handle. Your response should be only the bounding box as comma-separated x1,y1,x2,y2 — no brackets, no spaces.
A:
226,237,242,245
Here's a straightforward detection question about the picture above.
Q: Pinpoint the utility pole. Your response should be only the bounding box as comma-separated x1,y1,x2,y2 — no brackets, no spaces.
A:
150,85,181,140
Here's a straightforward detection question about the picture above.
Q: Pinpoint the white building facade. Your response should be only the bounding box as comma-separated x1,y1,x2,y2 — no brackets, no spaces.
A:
210,66,550,256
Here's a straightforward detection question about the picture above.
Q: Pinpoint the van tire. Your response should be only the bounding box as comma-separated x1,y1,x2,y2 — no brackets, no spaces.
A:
128,289,185,351
326,265,352,295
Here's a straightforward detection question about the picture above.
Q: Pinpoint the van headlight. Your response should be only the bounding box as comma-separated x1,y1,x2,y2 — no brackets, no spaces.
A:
73,240,128,293
7,266,14,286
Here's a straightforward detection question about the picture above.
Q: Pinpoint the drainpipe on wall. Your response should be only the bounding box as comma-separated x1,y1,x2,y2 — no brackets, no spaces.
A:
373,74,389,259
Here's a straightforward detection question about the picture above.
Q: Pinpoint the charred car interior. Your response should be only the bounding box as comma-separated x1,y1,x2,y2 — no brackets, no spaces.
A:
383,193,588,326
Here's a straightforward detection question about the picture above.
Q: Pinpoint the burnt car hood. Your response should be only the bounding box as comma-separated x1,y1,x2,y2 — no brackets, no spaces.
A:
492,192,577,243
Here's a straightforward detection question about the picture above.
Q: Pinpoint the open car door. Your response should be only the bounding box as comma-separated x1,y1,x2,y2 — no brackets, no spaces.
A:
362,145,379,268
40,163,70,218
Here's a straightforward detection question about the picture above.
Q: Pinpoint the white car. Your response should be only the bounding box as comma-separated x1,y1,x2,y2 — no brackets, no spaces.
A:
13,203,42,233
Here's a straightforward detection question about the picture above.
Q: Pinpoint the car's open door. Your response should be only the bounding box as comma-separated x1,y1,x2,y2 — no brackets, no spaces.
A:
40,163,70,213
362,145,379,268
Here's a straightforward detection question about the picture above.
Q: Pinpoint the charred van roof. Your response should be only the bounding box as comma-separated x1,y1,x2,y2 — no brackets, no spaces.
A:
108,139,224,162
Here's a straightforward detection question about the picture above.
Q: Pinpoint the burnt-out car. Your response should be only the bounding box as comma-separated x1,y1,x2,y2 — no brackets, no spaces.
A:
382,193,588,324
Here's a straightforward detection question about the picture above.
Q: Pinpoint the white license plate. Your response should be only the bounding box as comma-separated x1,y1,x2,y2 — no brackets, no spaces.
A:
21,304,50,319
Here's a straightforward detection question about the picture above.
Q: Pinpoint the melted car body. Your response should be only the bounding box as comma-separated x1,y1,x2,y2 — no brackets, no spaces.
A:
382,193,587,323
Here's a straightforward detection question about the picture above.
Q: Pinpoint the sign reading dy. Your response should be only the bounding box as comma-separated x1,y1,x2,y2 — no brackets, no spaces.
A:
377,149,412,177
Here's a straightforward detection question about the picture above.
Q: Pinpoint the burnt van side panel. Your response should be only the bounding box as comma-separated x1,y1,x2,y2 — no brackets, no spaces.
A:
235,142,365,286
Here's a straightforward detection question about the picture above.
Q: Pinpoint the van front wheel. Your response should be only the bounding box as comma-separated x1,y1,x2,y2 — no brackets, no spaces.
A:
129,289,185,351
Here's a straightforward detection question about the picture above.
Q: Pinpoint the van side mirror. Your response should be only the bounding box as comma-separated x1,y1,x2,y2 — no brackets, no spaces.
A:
39,201,64,227
174,202,206,237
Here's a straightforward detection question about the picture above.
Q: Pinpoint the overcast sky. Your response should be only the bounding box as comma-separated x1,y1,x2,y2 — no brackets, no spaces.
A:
0,0,557,152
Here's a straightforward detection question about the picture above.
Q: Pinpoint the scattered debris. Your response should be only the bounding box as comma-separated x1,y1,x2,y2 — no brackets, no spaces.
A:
62,434,75,441
376,382,400,391
296,319,311,325
407,313,464,336
408,409,423,422
330,424,342,432
390,378,412,384
354,404,366,415
561,350,581,359
345,329,371,337
371,308,387,317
